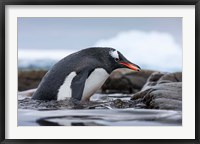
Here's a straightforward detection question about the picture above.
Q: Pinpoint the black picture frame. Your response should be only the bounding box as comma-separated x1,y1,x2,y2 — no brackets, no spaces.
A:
0,0,199,143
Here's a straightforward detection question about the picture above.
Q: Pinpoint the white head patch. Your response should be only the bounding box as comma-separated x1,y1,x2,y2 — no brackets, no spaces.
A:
110,50,119,59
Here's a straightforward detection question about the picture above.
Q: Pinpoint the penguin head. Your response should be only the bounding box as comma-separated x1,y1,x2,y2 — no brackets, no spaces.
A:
80,47,141,73
108,48,141,72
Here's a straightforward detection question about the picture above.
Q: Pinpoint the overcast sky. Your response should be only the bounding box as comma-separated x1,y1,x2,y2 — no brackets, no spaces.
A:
18,17,182,50
18,17,182,72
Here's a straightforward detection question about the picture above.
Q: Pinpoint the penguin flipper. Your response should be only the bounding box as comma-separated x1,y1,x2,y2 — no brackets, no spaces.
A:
70,68,94,102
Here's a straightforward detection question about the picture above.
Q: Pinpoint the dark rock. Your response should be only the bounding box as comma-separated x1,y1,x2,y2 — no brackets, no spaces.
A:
18,70,47,91
157,72,182,84
101,69,155,94
131,72,182,110
110,99,136,109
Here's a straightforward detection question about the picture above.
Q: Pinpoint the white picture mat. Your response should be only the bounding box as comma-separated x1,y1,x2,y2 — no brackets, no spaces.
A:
5,5,195,139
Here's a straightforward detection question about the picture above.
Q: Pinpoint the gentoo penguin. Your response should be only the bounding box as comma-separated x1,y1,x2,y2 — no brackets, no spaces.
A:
32,47,141,103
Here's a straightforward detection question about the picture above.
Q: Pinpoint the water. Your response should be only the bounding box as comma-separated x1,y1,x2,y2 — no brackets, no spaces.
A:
18,109,181,126
18,92,182,126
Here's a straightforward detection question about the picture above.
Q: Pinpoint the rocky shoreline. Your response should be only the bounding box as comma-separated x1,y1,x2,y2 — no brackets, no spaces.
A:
18,69,182,111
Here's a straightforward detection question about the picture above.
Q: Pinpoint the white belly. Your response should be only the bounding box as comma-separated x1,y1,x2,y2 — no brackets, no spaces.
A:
81,68,109,101
57,68,109,101
57,72,77,100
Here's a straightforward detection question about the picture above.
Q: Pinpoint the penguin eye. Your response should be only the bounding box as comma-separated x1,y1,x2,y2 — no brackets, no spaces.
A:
115,58,120,62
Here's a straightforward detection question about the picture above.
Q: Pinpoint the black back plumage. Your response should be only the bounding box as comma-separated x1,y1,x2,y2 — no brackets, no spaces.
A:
32,47,118,100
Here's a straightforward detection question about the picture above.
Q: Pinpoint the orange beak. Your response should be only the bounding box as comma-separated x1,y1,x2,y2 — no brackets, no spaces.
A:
119,62,141,71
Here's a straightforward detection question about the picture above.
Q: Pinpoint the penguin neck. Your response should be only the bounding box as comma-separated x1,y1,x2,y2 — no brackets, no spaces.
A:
100,65,115,74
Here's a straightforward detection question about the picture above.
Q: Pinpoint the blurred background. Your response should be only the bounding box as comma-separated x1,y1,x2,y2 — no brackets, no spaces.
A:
18,17,182,72
17,17,183,114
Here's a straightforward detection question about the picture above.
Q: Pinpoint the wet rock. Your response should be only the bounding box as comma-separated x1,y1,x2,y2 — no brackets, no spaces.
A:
18,97,68,110
110,99,136,109
101,69,155,94
18,70,182,111
158,72,182,83
131,72,182,110
18,95,113,110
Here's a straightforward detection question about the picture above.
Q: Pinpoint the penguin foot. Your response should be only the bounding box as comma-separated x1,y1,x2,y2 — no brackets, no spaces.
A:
69,98,85,109
69,97,81,104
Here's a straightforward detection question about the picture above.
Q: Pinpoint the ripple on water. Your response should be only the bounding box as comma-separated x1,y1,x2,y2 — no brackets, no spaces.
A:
18,93,182,126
